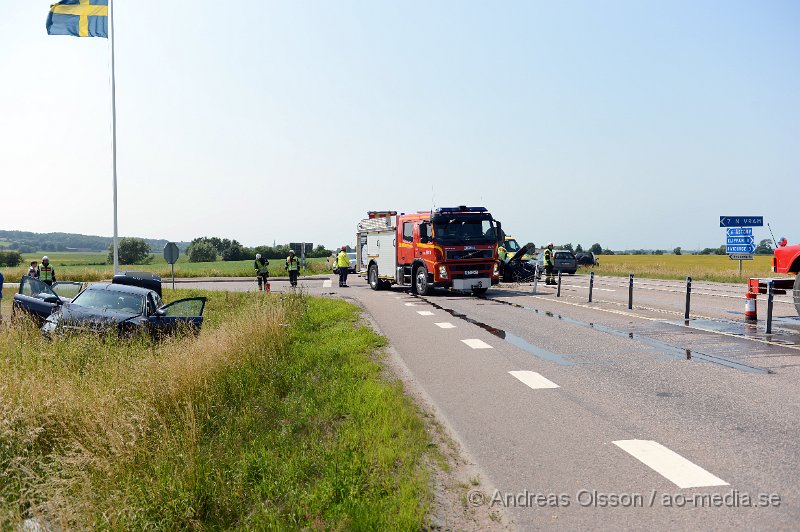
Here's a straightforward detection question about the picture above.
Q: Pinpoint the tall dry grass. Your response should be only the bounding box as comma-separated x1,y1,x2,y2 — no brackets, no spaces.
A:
0,291,303,528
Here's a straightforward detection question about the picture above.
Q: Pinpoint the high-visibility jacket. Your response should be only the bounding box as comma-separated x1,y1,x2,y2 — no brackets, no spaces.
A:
40,265,55,282
337,251,350,268
254,259,268,274
543,248,553,267
498,246,507,262
286,256,299,271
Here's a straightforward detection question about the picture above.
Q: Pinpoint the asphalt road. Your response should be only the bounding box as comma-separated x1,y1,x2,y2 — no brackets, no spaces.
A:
182,274,800,530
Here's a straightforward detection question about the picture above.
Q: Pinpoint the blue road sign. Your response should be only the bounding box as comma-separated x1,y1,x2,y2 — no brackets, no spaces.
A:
720,216,763,227
726,236,755,246
726,228,752,237
726,244,756,254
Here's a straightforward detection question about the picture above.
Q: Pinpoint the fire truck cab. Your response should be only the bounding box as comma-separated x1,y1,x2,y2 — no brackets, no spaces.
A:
356,206,502,296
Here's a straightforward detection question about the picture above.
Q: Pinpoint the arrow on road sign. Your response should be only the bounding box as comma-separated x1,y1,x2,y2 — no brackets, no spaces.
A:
728,253,754,261
726,244,756,253
726,228,753,237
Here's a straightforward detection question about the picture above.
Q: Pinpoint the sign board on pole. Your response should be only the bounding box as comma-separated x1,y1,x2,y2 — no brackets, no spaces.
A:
163,242,180,265
726,236,755,246
725,244,756,254
719,216,763,227
163,242,179,290
726,228,752,237
728,253,754,261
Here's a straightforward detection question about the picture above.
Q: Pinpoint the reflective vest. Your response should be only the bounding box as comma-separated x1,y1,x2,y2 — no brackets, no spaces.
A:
254,259,268,273
337,251,350,268
498,246,507,262
543,248,553,267
40,265,54,282
286,256,299,271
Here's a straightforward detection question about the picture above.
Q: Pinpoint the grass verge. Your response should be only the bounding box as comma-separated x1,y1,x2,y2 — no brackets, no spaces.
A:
0,291,431,529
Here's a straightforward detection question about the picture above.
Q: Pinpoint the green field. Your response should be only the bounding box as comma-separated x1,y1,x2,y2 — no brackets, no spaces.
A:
0,291,433,528
1,252,332,283
586,254,779,283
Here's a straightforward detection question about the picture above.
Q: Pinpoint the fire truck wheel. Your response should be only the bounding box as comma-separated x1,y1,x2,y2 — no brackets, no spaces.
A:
472,287,488,296
368,264,381,290
794,273,800,316
415,265,431,296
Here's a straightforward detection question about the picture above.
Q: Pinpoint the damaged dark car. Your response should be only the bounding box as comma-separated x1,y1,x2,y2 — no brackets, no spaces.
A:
13,275,206,338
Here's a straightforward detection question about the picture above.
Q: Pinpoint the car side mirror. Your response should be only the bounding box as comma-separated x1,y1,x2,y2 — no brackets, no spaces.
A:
42,295,60,304
155,308,167,317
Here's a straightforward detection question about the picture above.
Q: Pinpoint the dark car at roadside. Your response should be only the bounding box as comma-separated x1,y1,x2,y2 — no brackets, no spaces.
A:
13,275,206,338
533,249,578,276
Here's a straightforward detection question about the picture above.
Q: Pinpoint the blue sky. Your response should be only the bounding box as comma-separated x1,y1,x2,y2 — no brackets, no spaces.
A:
1,1,797,250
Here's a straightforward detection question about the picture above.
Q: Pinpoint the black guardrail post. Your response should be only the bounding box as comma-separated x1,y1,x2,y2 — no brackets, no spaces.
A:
766,281,774,334
557,270,562,297
684,276,692,322
628,273,634,309
589,271,595,303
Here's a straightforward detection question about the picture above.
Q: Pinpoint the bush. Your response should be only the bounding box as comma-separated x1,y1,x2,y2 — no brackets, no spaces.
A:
0,250,22,267
107,237,153,265
188,241,217,262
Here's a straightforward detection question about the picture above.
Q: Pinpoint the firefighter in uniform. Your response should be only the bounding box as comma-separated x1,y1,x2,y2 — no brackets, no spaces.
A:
254,253,270,291
286,249,300,287
39,256,56,286
337,246,350,287
497,244,508,280
543,243,555,285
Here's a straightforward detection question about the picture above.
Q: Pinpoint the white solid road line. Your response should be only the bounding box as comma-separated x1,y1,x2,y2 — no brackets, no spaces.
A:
613,440,729,489
508,370,559,389
404,302,418,306
435,322,456,329
417,311,434,316
322,280,332,288
462,339,493,349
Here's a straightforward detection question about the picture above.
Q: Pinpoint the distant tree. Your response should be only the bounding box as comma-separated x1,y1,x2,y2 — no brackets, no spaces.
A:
603,249,615,255
590,243,603,255
673,247,682,255
755,239,773,255
188,241,217,263
653,249,664,255
698,248,714,255
714,245,726,255
107,237,152,265
561,243,573,251
0,250,23,267
575,244,583,253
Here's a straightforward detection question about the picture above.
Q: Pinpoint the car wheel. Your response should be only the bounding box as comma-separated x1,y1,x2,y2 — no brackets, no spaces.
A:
794,273,800,316
368,264,381,291
415,265,431,296
472,287,488,296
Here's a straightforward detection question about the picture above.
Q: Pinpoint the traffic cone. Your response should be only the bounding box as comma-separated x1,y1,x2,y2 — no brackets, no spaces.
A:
744,292,757,321
265,281,271,293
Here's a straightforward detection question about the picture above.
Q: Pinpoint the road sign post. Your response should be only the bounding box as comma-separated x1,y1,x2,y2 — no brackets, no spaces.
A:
163,242,180,290
721,216,762,274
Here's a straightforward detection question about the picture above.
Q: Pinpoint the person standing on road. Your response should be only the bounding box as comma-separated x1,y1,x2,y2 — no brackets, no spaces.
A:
497,244,508,279
39,256,56,286
286,249,300,288
254,253,270,292
337,246,350,287
543,243,556,285
27,261,39,278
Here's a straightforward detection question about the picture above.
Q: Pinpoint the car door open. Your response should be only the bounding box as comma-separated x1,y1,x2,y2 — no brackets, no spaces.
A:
150,297,207,335
13,276,63,322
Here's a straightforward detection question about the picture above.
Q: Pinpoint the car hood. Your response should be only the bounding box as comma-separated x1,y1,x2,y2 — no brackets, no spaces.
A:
507,243,532,265
53,303,139,325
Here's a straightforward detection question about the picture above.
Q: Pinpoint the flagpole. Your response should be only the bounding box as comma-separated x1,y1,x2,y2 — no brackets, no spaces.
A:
110,0,119,274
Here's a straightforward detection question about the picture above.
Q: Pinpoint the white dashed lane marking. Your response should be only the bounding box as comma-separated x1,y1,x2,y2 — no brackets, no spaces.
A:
322,280,332,288
417,311,434,316
435,322,456,329
613,440,729,489
404,303,418,307
509,371,559,389
462,339,493,349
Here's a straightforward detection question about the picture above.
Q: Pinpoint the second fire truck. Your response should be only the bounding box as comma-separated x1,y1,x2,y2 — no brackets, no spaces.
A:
356,206,502,295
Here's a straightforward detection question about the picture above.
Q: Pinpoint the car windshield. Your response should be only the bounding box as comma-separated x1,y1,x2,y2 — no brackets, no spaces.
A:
432,216,496,244
505,239,521,252
555,252,575,259
72,290,144,315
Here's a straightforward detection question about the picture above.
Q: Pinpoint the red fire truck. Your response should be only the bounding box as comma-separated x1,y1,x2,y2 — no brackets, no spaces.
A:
747,239,800,316
356,206,502,295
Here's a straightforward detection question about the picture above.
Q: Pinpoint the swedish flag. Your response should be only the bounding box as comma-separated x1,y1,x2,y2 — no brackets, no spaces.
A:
47,0,108,38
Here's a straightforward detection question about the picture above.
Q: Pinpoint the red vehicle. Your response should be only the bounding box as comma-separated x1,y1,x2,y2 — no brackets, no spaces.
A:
773,240,800,315
356,206,502,295
747,239,800,316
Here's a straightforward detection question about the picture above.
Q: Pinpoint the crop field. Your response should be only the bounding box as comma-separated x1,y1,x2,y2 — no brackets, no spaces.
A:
581,254,778,283
1,252,332,283
0,291,432,529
